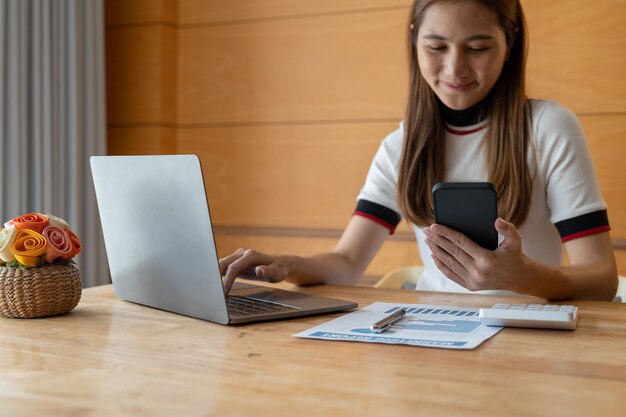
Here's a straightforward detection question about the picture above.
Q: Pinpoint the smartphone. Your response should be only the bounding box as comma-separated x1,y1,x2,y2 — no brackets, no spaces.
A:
432,182,498,250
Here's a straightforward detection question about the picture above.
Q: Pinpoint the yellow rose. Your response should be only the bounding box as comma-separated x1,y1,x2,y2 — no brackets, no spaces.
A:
10,229,47,267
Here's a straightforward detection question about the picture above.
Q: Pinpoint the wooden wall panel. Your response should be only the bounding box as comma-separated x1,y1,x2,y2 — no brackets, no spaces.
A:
580,116,626,238
106,0,177,26
178,0,411,25
106,0,626,282
108,127,176,155
106,25,177,125
177,9,407,124
524,0,626,113
176,122,398,228
214,234,420,285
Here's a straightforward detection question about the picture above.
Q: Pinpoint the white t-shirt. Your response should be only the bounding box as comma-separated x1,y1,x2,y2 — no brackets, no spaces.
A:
355,99,609,295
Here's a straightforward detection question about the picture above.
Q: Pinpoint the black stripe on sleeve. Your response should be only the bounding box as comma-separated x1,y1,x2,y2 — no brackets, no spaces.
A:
554,210,610,242
353,200,401,233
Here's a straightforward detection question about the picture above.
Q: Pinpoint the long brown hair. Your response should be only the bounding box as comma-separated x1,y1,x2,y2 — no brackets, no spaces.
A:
398,0,532,227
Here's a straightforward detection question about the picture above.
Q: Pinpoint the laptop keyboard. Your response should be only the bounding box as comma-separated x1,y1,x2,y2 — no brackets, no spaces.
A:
226,296,299,317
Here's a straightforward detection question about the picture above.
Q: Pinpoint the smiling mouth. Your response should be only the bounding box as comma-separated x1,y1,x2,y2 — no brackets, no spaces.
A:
441,81,476,91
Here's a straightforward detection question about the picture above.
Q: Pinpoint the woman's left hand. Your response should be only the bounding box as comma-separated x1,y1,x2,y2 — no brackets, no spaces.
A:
424,218,527,292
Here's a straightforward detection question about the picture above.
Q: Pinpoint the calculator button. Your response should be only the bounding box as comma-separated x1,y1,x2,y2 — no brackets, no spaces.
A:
493,304,510,309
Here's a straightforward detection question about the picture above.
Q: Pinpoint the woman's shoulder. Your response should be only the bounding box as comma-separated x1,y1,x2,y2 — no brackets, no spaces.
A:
384,120,405,143
527,99,588,157
528,99,580,132
377,121,405,156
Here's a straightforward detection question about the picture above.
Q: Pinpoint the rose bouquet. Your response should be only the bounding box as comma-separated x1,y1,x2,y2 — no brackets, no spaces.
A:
0,213,83,318
0,213,82,268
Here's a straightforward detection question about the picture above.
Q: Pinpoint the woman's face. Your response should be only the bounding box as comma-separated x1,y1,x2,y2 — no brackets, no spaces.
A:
416,0,508,110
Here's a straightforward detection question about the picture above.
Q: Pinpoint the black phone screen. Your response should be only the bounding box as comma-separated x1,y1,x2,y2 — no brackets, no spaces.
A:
432,182,498,250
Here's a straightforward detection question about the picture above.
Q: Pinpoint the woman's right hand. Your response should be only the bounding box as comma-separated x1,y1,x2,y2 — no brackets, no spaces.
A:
219,248,290,293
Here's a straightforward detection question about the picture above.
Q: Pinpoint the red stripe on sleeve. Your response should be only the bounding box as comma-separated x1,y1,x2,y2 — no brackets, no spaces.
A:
561,225,611,243
353,211,396,234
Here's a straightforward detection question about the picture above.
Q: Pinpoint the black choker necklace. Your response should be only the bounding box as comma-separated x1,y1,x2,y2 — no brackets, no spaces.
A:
437,98,488,127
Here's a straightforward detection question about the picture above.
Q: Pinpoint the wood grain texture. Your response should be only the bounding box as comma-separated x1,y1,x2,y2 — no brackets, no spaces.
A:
175,116,625,232
108,127,176,155
177,8,408,124
105,0,177,26
178,0,411,25
176,122,400,229
1,284,624,416
106,25,177,125
524,0,626,113
105,0,626,284
175,0,626,126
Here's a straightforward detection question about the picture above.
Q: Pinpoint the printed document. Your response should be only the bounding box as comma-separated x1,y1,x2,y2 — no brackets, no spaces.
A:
295,302,503,349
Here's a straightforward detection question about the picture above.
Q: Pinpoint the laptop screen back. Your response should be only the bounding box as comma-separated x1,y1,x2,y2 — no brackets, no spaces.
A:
90,155,229,323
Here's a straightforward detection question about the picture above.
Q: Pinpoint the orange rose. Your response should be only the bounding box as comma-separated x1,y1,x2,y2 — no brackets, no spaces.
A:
11,229,47,267
65,228,82,259
11,213,49,234
42,226,73,263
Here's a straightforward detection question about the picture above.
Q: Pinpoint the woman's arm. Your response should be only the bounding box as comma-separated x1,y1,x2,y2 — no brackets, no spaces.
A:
424,218,618,301
220,216,390,293
526,230,618,300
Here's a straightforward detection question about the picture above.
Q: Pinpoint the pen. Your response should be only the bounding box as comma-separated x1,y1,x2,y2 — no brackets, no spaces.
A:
370,308,407,333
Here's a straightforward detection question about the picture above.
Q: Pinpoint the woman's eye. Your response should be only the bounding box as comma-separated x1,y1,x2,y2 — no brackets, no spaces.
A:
427,45,446,52
468,46,489,52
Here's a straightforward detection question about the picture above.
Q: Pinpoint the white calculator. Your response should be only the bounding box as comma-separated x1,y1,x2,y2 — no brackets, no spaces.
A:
479,303,579,330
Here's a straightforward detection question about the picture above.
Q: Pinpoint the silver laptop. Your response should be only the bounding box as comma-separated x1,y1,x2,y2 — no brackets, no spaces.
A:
90,155,357,324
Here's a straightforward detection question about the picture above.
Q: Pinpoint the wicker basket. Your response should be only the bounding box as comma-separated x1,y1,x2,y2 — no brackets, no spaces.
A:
0,263,82,318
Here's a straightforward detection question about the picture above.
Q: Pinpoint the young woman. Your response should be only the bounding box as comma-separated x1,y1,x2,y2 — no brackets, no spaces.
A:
220,0,618,301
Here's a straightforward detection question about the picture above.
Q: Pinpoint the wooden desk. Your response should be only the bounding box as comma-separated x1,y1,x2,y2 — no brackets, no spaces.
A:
1,284,625,417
